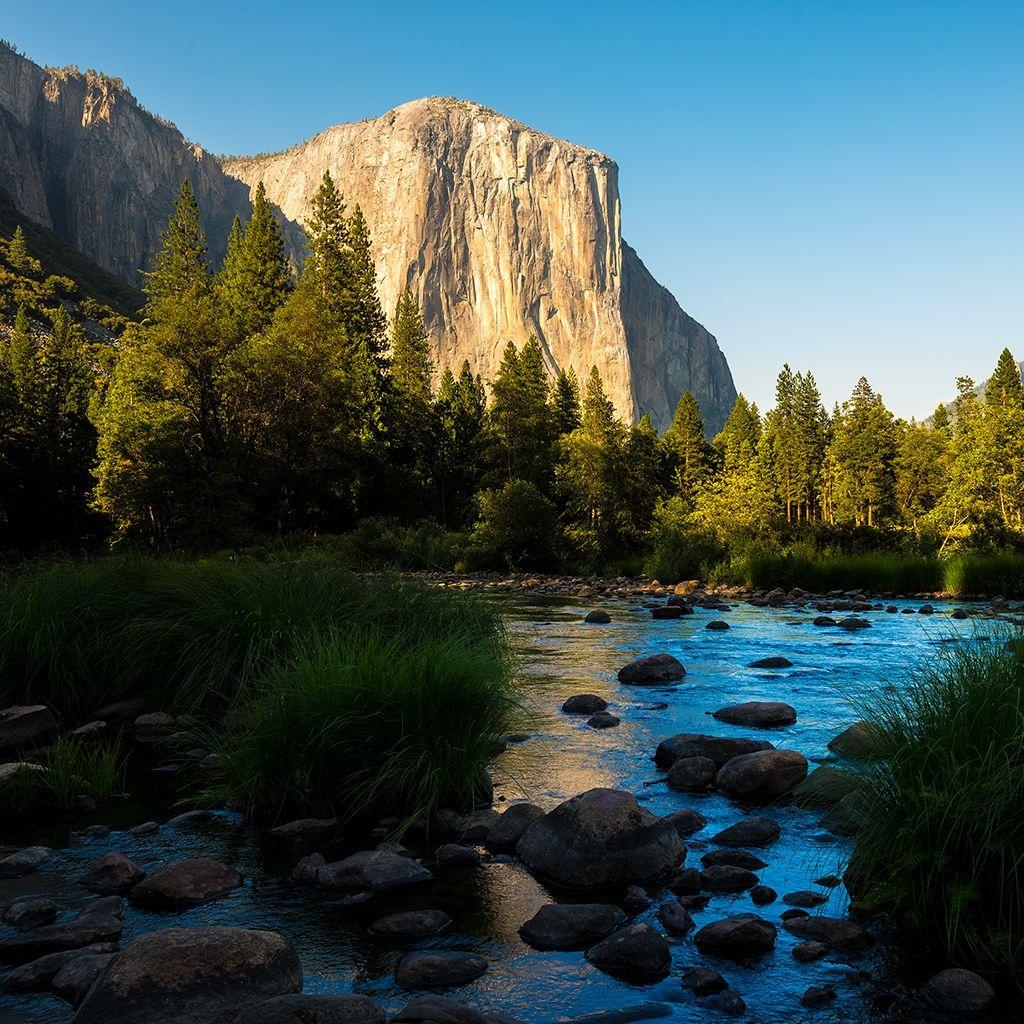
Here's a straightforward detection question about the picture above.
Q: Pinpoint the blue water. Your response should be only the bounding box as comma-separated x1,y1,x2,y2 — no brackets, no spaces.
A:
0,595,1007,1023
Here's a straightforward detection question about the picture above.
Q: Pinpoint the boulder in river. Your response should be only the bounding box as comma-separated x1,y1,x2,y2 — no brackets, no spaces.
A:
267,818,338,842
655,734,774,770
435,844,481,868
657,900,695,935
562,694,607,714
701,849,767,871
73,926,302,1024
2,897,58,931
369,910,451,942
488,804,546,850
925,968,996,1017
748,656,793,669
0,942,117,993
667,755,716,792
584,610,612,624
317,850,431,892
395,951,488,990
78,851,145,894
716,749,808,801
50,951,115,1005
663,807,707,837
694,914,777,960
518,903,626,950
681,966,728,995
781,915,874,952
588,711,620,729
393,995,517,1024
617,654,686,685
516,788,685,889
651,606,683,619
828,720,882,760
709,816,781,847
793,765,859,809
700,865,759,894
584,923,671,980
0,908,122,964
706,620,730,631
0,845,53,878
129,858,242,907
712,701,797,728
235,994,385,1024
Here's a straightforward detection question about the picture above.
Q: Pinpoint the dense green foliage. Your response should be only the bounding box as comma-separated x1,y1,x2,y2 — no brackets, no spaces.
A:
846,636,1024,982
5,177,1024,592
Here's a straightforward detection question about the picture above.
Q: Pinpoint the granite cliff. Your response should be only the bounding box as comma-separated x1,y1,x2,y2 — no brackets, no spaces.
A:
0,45,736,430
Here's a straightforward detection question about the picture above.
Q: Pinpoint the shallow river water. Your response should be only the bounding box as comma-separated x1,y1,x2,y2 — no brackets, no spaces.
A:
0,594,1008,1024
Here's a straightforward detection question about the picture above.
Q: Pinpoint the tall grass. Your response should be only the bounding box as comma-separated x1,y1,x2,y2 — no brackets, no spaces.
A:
2,737,124,812
0,556,508,717
845,634,1024,982
203,630,520,824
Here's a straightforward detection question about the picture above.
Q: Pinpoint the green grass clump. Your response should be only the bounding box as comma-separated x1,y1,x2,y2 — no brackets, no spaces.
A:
942,552,1024,597
204,629,519,824
845,635,1024,982
2,737,124,812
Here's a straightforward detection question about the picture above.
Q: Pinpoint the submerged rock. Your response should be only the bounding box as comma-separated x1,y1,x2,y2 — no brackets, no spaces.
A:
716,749,807,801
792,940,828,963
782,890,828,908
516,788,685,889
318,850,431,892
617,654,686,685
701,850,766,871
801,985,837,1008
369,910,451,942
748,656,793,669
713,701,797,728
395,950,488,990
73,926,302,1024
588,711,621,729
709,816,780,848
584,610,612,624
584,923,671,980
700,865,758,894
781,915,874,952
518,903,626,950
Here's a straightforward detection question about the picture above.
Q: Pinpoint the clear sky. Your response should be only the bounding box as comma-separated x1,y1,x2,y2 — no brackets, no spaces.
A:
5,0,1022,418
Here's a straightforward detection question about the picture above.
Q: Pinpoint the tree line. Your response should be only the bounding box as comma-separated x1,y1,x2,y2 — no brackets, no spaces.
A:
1,177,1022,565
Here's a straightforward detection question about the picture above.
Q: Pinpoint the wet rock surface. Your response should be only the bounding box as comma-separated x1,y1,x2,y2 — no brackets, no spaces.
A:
518,904,627,950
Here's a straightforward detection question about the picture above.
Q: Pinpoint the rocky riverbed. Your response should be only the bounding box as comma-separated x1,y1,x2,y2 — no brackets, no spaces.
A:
1,588,1018,1023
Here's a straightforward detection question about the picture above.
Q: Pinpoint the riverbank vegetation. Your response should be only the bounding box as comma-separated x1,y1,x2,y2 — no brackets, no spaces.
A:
0,555,518,824
4,177,1024,592
846,636,1024,983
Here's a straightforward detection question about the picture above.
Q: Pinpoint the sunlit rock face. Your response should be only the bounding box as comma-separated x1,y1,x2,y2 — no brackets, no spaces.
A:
0,43,735,429
225,98,736,430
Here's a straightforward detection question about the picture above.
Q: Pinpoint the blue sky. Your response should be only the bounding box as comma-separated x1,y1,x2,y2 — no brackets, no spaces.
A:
6,0,1022,418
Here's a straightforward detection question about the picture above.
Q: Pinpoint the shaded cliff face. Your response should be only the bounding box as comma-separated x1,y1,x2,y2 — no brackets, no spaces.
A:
225,98,736,431
0,45,252,283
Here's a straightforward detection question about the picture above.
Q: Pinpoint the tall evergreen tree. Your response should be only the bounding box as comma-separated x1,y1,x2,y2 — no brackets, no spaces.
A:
305,171,349,310
662,390,713,505
552,366,581,436
986,348,1023,409
435,360,486,527
341,204,387,359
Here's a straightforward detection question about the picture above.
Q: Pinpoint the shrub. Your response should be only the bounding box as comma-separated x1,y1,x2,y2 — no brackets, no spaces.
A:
472,479,558,569
845,635,1024,981
204,629,520,825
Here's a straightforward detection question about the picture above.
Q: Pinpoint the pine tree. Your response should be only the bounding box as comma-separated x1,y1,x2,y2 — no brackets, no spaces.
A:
552,367,581,436
7,225,29,271
931,402,952,434
305,170,349,313
341,204,387,359
662,390,713,505
388,291,435,486
986,348,1023,409
144,180,208,309
435,359,486,527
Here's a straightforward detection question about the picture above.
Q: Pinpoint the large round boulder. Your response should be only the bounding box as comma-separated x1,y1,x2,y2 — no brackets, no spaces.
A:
317,850,431,892
654,734,773,770
712,702,797,728
73,927,302,1024
78,852,145,894
716,749,807,801
516,788,685,889
926,968,996,1017
694,914,777,961
709,816,780,847
617,654,685,685
129,858,242,907
584,923,670,981
828,720,882,760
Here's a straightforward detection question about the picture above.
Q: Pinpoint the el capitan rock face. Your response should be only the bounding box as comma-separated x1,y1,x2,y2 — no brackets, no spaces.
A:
225,98,736,430
0,44,736,430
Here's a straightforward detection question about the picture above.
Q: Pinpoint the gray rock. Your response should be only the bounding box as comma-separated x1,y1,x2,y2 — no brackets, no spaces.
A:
656,900,694,935
133,711,174,739
710,816,781,847
369,910,451,942
701,850,766,871
705,990,746,1016
812,616,837,627
129,820,159,837
93,698,144,723
588,711,620,728
516,788,685,889
681,966,728,995
2,896,58,930
667,755,716,792
78,851,145,894
801,986,837,1008
0,912,122,964
584,610,612,624
781,915,874,952
0,705,57,752
519,903,627,950
166,808,216,830
486,803,544,849
748,656,793,669
793,765,859,809
395,950,488,989
716,749,808,801
792,940,828,962
926,968,996,1017
50,951,114,1005
713,701,797,728
0,760,45,792
838,617,871,631
317,850,431,892
663,808,707,837
393,995,517,1024
668,867,702,896
617,654,685,685
694,914,777,960
651,606,682,619
454,809,500,842
234,995,384,1024
73,926,302,1024
584,923,671,980
706,620,730,631
562,694,608,714
129,857,241,906
782,890,828,908
0,845,53,877
0,942,117,993
436,844,481,867
828,721,882,760
750,884,777,906
655,734,773,770
291,852,325,882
